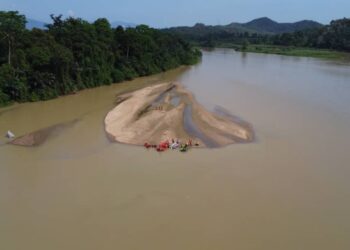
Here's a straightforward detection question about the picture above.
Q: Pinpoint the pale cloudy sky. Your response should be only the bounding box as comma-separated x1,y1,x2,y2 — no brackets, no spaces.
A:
1,0,349,27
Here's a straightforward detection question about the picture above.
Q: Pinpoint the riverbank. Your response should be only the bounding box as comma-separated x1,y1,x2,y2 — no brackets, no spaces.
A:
213,44,350,60
0,12,202,108
104,82,254,148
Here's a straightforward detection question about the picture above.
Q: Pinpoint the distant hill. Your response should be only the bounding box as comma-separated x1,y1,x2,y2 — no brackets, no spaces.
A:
164,17,323,35
26,19,47,29
242,17,323,33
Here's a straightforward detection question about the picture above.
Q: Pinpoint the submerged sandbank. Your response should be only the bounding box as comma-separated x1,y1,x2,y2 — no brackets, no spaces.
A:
9,119,79,147
104,82,254,148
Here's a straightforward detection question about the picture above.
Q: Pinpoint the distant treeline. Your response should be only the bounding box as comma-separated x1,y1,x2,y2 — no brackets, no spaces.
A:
0,11,201,106
164,18,350,52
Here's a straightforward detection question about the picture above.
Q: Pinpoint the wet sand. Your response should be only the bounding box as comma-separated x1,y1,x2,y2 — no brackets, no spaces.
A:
10,119,79,146
104,82,254,147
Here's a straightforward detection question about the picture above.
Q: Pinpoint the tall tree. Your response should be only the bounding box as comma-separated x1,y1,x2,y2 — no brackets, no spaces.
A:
0,11,26,65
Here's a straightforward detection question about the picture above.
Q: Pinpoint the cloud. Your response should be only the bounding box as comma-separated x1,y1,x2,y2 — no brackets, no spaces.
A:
67,9,75,17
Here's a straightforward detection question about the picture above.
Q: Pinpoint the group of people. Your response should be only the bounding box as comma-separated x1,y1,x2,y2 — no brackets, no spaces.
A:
144,138,199,152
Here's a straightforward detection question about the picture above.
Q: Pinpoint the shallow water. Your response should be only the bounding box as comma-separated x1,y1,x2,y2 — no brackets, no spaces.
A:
1,49,350,250
183,104,219,148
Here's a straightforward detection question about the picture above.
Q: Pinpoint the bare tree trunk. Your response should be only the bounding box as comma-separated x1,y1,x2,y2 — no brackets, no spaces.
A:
8,37,11,65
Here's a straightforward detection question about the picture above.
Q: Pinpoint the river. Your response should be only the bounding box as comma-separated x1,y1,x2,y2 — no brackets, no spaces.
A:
1,49,350,249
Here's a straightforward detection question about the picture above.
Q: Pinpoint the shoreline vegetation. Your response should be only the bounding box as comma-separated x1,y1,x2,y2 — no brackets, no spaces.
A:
216,44,350,60
104,82,254,148
165,18,350,60
0,11,202,107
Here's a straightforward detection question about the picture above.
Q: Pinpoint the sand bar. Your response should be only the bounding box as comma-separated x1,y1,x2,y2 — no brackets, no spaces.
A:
104,82,254,148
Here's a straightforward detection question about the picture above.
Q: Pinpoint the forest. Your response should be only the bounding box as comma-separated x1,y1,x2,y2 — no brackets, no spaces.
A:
0,11,201,106
165,18,350,52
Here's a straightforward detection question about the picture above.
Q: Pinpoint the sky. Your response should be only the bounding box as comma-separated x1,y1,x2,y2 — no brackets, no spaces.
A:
1,0,349,27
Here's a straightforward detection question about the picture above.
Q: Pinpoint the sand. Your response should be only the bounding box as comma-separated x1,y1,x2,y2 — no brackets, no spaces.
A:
8,82,253,148
104,82,254,148
9,119,79,147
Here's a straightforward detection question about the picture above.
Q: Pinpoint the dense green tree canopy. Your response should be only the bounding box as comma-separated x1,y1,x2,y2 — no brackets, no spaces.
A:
0,11,201,106
0,11,26,65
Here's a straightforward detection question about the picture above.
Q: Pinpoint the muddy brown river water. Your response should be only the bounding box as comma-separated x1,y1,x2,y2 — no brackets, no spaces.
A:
1,49,350,250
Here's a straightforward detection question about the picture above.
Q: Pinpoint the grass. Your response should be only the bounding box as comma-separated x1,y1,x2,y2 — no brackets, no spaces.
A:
216,43,350,60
